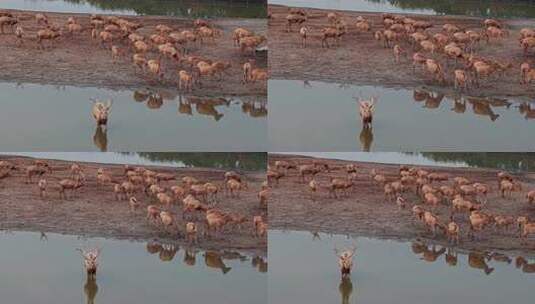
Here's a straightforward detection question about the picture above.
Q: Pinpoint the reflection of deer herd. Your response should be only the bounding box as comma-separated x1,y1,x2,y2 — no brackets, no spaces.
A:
0,159,268,244
410,240,535,275
132,91,267,119
268,159,535,246
413,89,535,121
0,10,267,90
144,243,267,274
273,7,535,90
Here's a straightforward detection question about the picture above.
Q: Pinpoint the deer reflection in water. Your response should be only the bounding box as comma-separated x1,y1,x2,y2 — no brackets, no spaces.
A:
413,89,428,103
184,248,198,266
93,125,108,152
159,244,179,262
204,251,232,274
133,89,150,103
242,100,267,118
409,242,527,276
516,256,535,273
423,92,445,109
189,97,231,121
84,275,98,304
490,252,512,265
468,98,500,121
411,241,446,262
145,242,179,262
178,95,193,116
132,89,165,110
359,124,373,152
412,89,444,109
422,245,446,262
519,102,535,120
468,252,494,275
338,276,354,304
147,93,164,110
252,256,268,273
445,247,458,266
146,241,162,255
411,89,532,122
310,231,322,241
452,97,466,114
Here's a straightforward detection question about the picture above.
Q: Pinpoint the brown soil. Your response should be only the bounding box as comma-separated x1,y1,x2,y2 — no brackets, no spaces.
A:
269,154,535,255
0,9,266,97
0,155,267,255
268,4,535,100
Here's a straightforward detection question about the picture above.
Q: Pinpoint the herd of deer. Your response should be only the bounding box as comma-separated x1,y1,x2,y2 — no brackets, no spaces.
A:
0,159,268,254
277,7,535,90
268,159,535,244
0,11,267,91
268,159,535,276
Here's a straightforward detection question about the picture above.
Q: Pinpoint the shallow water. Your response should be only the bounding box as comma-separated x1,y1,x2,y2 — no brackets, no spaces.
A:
0,83,266,151
270,0,535,18
0,0,266,18
270,0,433,15
269,230,535,304
276,152,470,167
0,231,266,304
2,152,267,171
269,80,535,152
276,152,535,172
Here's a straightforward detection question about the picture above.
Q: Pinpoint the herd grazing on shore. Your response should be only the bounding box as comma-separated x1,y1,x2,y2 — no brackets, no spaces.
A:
0,158,268,246
0,10,267,90
268,157,535,276
273,7,535,91
268,159,535,245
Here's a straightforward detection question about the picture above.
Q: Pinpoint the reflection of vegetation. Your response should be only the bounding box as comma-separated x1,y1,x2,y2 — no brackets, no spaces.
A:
367,0,535,18
420,153,535,172
64,0,266,18
132,152,266,171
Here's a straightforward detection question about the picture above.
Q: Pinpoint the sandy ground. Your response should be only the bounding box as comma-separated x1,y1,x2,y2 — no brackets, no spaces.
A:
0,9,266,97
269,154,535,255
0,156,267,255
268,4,535,100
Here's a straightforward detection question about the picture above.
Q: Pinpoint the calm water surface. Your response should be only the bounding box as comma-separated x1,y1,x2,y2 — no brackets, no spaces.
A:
0,231,266,304
269,80,535,152
269,230,535,304
0,83,266,151
270,0,535,18
276,152,535,172
0,0,266,18
1,152,268,171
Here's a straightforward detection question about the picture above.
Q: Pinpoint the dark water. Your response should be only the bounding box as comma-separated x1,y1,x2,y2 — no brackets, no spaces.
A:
3,152,267,171
269,230,535,304
270,0,535,18
0,0,266,18
269,80,535,152
0,231,266,304
0,83,267,151
279,152,535,172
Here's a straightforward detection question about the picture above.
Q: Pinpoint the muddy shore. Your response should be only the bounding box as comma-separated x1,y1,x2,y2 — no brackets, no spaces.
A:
0,156,267,255
268,4,535,100
269,154,535,256
0,9,266,97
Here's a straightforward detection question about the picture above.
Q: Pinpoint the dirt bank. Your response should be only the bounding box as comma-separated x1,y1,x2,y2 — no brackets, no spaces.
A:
268,4,535,100
269,154,535,255
0,9,266,97
0,156,267,255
